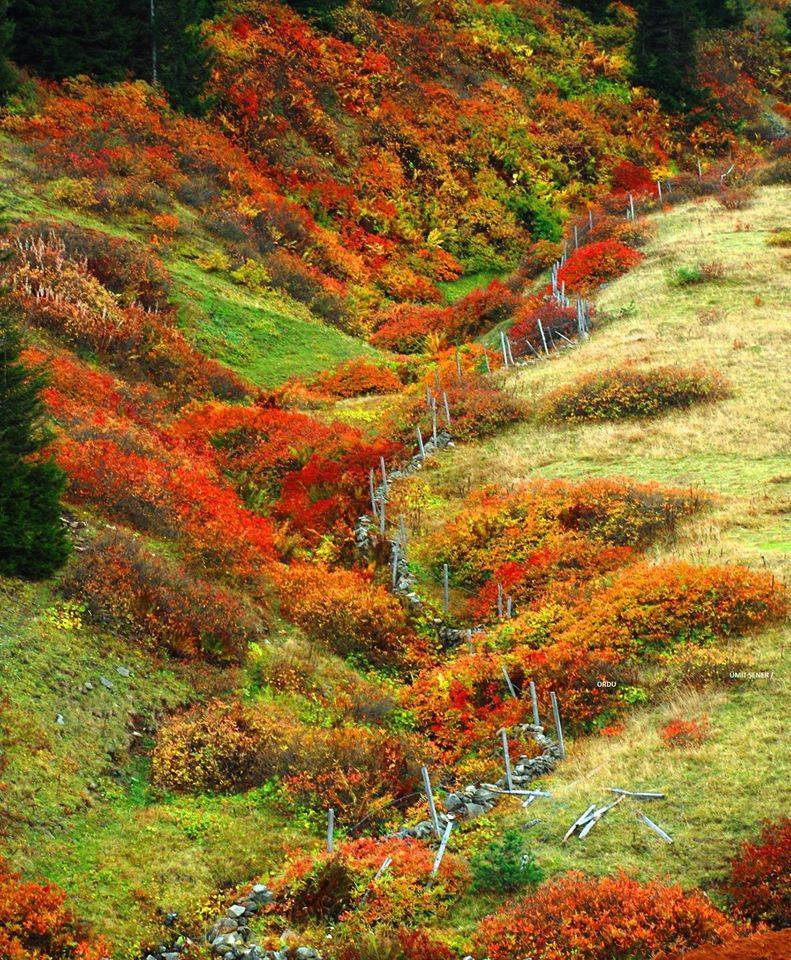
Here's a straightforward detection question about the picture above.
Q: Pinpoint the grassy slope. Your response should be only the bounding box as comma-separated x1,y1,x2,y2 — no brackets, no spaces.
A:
0,135,376,389
412,187,790,924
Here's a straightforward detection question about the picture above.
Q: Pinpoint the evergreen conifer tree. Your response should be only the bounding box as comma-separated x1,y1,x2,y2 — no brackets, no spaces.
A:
0,315,70,579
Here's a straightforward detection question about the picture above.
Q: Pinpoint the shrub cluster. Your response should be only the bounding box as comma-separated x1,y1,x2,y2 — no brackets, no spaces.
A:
275,563,426,670
726,818,791,928
0,858,109,960
556,240,643,295
474,871,736,960
539,364,731,422
152,700,424,823
311,358,402,398
62,531,267,663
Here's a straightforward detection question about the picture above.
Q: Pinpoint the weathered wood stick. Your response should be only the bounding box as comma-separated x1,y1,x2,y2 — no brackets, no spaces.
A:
500,330,509,366
657,180,663,207
379,495,386,535
391,541,400,588
380,455,388,495
550,690,565,759
375,855,393,880
442,391,451,428
506,595,513,619
422,766,441,837
589,209,594,231
369,468,378,518
529,680,540,727
497,582,504,619
578,794,624,840
563,804,597,843
500,728,514,792
609,789,666,799
537,318,550,357
416,425,425,459
489,787,552,798
327,807,335,853
637,811,673,844
432,820,453,876
431,397,438,446
502,664,518,699
574,224,579,249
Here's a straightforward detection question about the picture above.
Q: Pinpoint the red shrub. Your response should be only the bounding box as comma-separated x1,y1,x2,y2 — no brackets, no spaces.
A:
660,930,791,960
726,818,791,927
509,299,582,357
0,858,109,960
62,531,267,664
370,302,450,353
611,160,657,195
474,871,736,960
556,239,643,295
661,716,710,748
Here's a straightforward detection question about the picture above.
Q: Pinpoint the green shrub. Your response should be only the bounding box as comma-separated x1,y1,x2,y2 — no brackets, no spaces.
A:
471,829,544,894
540,364,730,423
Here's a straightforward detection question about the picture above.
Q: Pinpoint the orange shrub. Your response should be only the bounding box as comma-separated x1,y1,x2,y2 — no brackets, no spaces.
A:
312,358,402,398
726,818,791,928
660,930,791,960
540,365,731,422
62,531,267,664
0,858,109,960
474,871,736,960
152,701,424,822
569,562,787,657
556,240,643,295
272,836,469,928
429,478,703,589
275,563,425,670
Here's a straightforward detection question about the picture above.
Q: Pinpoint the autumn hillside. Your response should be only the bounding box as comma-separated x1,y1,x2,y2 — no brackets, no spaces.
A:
0,2,789,960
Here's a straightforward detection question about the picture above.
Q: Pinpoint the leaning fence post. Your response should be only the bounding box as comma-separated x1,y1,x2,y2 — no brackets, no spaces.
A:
497,582,504,619
379,496,386,536
537,318,550,357
588,208,594,231
369,468,378,518
529,680,540,727
506,335,515,366
432,820,453,876
506,595,512,619
431,397,438,446
421,766,441,837
629,192,635,221
502,664,518,699
697,158,703,179
573,224,579,249
500,330,509,367
657,180,663,208
391,541,400,588
550,691,566,759
442,391,452,428
442,563,450,615
327,808,335,853
500,728,514,791
416,425,425,459
380,456,388,495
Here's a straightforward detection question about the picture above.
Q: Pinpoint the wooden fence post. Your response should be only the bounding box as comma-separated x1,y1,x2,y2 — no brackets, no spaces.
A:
500,728,514,791
416,425,425,459
497,582,504,619
502,664,518,699
629,192,635,221
573,224,579,249
537,318,550,357
442,391,452,428
500,330,509,367
697,158,703,179
506,595,512,619
379,496,386,536
392,541,400,589
380,455,388,495
657,180,663,208
589,209,594,231
369,468,378,518
421,766,441,837
550,691,566,759
529,680,540,726
431,397,438,446
327,808,334,853
432,820,453,876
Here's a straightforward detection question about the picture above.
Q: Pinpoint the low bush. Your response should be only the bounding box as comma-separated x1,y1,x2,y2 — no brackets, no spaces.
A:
556,240,643,295
661,930,791,960
726,818,791,928
334,928,454,960
275,563,424,670
313,358,402,398
474,871,736,960
471,829,543,893
539,365,730,422
509,299,583,357
671,262,725,287
717,187,755,210
62,531,267,664
661,716,710,748
0,858,110,960
273,836,469,928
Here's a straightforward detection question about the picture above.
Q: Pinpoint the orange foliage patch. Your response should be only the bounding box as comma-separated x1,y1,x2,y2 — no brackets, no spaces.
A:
556,240,643,295
726,818,791,928
474,871,736,960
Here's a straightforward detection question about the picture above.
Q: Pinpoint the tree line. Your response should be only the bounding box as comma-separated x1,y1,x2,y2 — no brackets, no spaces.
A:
0,0,217,113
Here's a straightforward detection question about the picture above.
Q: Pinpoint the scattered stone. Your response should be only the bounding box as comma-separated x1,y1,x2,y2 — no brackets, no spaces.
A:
56,714,65,725
116,665,131,677
99,676,114,690
228,904,246,919
83,681,93,691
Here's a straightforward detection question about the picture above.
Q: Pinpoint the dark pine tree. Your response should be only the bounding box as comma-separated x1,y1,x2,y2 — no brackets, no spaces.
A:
0,0,16,98
632,0,703,110
0,315,70,580
153,0,217,115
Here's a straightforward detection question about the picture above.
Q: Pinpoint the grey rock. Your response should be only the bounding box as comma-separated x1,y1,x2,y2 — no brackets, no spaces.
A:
116,665,131,677
463,802,486,818
56,713,65,725
83,681,93,690
210,918,238,938
444,792,463,811
296,949,320,960
99,676,114,690
227,904,246,919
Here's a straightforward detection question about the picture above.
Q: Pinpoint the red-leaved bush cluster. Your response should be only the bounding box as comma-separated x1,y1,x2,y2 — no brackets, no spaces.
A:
726,818,791,928
0,858,109,960
272,836,469,928
556,240,643,295
62,531,267,664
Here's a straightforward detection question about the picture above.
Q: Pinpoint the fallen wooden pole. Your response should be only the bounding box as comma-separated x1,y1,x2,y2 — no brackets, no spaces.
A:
550,691,566,759
422,766,441,837
500,728,514,792
529,680,540,726
609,789,665,799
563,804,597,843
637,811,673,844
432,820,453,876
578,794,624,840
